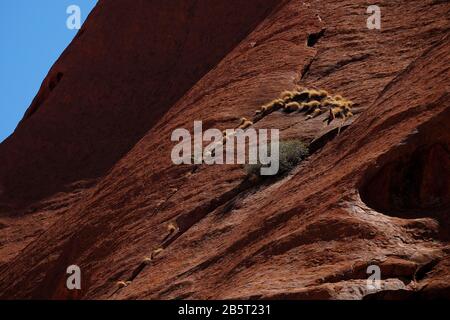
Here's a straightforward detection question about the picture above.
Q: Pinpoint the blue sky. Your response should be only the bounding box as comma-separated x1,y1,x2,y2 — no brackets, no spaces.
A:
0,0,97,142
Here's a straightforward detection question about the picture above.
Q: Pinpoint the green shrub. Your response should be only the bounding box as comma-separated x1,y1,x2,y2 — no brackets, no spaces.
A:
244,139,309,177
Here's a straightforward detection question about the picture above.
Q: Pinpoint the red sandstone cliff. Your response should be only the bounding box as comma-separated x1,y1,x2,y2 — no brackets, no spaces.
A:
0,0,449,299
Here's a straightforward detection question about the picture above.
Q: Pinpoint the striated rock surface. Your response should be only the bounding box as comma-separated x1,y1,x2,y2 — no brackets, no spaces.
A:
0,0,449,299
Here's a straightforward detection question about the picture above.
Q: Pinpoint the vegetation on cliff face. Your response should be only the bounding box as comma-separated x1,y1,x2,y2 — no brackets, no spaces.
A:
244,139,309,177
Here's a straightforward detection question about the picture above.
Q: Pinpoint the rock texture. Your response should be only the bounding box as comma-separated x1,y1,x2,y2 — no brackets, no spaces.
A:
0,0,449,299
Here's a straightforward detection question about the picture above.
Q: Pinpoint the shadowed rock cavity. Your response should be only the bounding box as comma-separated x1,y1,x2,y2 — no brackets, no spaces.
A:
360,111,450,240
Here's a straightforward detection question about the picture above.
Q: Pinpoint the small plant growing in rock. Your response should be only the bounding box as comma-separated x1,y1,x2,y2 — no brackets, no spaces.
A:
244,139,309,178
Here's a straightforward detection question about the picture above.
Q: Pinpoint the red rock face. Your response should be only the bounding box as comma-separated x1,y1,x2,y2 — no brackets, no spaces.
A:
0,0,281,210
0,0,449,299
